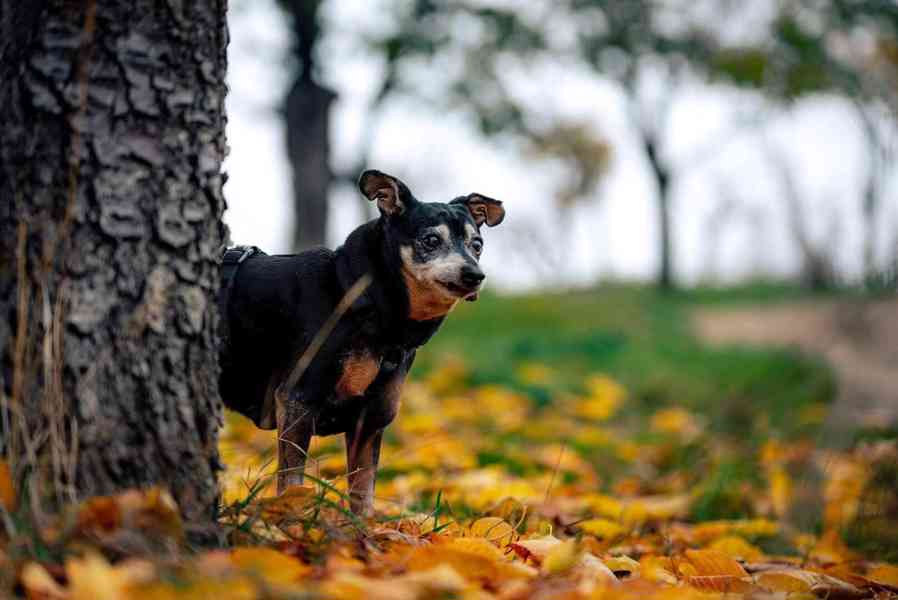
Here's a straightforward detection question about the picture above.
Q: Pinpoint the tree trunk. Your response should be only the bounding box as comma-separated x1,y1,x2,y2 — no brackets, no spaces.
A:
0,0,229,524
286,78,335,251
644,137,674,291
281,0,336,251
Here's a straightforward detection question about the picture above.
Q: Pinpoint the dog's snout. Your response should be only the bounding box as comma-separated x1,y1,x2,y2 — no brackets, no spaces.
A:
461,265,485,288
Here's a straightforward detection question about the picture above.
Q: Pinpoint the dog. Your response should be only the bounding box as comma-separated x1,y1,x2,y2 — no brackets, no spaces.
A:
218,170,504,515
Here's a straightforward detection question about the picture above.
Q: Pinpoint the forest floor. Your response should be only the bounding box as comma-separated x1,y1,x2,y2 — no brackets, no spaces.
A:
5,285,898,599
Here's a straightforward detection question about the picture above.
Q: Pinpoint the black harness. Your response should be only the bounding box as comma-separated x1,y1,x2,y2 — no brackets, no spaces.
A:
219,245,265,357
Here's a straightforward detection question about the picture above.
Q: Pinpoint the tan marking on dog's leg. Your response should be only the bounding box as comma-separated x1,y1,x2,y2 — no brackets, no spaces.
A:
277,396,312,493
345,423,383,517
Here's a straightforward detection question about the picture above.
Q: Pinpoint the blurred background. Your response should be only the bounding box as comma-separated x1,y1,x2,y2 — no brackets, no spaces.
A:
224,0,898,292
218,0,897,561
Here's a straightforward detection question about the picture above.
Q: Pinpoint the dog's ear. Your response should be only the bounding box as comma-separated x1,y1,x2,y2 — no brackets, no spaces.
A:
453,193,505,227
358,170,410,217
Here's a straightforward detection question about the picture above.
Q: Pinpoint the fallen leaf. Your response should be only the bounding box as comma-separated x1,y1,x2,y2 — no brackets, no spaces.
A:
578,518,627,541
20,563,66,600
683,549,753,593
707,536,765,562
230,546,311,585
543,539,581,574
756,569,865,598
867,563,898,588
510,535,563,564
467,516,516,547
639,555,679,585
66,552,152,600
0,460,15,512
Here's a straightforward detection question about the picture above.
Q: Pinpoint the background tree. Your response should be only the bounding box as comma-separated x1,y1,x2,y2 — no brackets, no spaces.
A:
0,0,228,525
277,0,336,251
713,0,898,287
366,1,758,290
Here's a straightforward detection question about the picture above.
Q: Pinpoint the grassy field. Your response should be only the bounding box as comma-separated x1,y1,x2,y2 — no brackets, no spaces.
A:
415,284,837,442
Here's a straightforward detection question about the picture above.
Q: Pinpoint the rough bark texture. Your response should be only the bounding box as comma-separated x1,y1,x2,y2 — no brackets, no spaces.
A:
0,0,229,522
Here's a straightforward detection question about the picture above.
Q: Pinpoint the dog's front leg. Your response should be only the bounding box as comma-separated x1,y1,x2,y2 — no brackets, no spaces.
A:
277,395,312,494
345,424,383,517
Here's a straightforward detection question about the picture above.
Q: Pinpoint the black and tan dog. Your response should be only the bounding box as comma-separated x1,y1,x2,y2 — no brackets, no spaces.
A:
218,170,504,515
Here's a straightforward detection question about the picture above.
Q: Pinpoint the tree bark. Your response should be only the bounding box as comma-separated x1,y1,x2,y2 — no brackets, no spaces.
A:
0,0,229,523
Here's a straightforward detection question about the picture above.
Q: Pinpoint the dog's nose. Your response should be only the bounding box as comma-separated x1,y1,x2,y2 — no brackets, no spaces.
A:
461,266,485,288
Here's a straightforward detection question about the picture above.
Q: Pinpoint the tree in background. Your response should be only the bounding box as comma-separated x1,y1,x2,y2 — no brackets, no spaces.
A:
367,0,898,289
712,0,898,287
0,0,228,526
277,0,336,251
367,1,758,290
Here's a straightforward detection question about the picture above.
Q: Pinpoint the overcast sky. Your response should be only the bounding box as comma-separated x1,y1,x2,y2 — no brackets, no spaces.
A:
223,0,896,291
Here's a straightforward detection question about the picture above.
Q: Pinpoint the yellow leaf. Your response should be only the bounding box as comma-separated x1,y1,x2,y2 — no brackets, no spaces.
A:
603,555,640,575
255,484,316,522
650,408,701,440
574,375,626,421
867,564,898,587
691,519,779,542
20,563,66,600
756,569,863,597
467,517,516,547
230,546,310,585
405,537,531,584
66,552,147,600
768,466,793,518
811,530,859,564
543,539,581,574
573,553,619,588
578,518,626,541
583,494,624,520
0,460,15,512
707,536,765,562
639,556,679,585
510,535,562,564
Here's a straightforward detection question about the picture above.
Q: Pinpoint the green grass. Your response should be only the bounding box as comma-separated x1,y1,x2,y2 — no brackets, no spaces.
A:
414,284,836,441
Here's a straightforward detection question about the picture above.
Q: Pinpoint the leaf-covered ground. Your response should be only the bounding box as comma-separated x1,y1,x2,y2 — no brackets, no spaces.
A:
5,287,898,599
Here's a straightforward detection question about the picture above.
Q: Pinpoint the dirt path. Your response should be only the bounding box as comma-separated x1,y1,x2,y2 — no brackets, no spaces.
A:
693,298,898,444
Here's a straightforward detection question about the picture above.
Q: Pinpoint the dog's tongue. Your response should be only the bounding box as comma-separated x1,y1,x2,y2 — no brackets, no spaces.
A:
465,292,479,302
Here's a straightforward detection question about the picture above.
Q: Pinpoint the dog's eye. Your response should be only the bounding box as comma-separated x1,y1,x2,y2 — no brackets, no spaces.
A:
422,234,442,249
471,239,483,255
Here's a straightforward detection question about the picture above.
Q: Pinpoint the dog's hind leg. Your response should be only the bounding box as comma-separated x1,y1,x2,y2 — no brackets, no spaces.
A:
345,420,383,517
276,397,312,494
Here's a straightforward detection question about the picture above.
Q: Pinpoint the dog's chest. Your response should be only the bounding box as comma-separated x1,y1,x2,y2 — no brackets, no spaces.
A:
335,350,381,397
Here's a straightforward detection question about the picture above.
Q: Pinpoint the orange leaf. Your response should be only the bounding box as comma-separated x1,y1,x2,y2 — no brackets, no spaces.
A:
867,564,898,588
683,549,753,593
638,555,679,585
230,547,311,586
255,484,316,522
707,536,765,562
0,460,15,512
